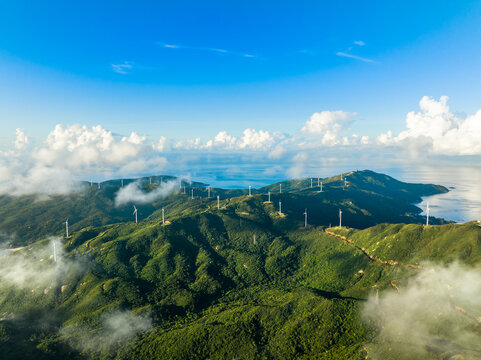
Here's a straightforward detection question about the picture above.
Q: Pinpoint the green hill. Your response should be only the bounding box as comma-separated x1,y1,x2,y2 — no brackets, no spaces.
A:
2,170,476,360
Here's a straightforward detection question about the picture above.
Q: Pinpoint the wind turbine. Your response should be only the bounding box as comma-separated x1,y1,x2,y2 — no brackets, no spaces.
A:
149,177,152,185
90,180,93,187
53,242,57,263
162,208,165,224
341,173,343,181
280,184,282,194
310,178,313,188
208,187,211,198
320,181,323,192
304,209,308,228
217,195,220,209
426,201,430,226
65,219,69,238
98,182,101,189
249,185,251,196
133,205,138,224
183,186,186,194
191,189,194,199
318,177,320,187
339,209,342,228
121,179,123,187
279,201,282,216
268,191,271,203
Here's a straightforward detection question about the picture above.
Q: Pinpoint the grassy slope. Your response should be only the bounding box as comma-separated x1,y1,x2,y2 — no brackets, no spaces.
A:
0,170,465,359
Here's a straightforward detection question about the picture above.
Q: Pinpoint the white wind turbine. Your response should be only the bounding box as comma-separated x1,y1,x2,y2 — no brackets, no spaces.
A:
217,195,220,209
191,189,194,199
121,179,124,187
65,219,69,237
162,208,165,224
426,201,430,226
268,191,271,203
133,205,138,224
310,178,313,188
249,185,251,196
320,181,323,192
208,187,211,198
280,184,282,194
304,209,308,228
339,209,342,228
53,242,57,263
279,201,282,216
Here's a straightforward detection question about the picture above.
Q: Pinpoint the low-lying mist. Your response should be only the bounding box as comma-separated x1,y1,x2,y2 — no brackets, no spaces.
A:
60,309,152,354
0,237,82,290
114,179,181,206
363,262,481,359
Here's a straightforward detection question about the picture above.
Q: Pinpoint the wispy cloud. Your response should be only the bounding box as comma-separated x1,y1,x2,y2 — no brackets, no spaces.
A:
158,42,255,58
336,52,376,63
354,40,365,46
111,62,132,74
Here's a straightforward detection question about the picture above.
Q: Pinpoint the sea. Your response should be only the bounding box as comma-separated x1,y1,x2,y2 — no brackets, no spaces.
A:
166,155,481,223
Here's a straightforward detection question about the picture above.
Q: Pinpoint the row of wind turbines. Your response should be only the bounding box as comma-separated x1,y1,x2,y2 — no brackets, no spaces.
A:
64,173,434,240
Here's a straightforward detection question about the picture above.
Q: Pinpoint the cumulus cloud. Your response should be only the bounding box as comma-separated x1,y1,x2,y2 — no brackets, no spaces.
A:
0,125,169,196
14,128,29,150
378,96,481,156
175,128,282,151
115,179,180,206
363,262,481,359
301,110,357,145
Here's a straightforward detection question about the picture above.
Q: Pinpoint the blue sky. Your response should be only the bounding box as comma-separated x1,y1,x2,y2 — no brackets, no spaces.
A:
1,0,481,144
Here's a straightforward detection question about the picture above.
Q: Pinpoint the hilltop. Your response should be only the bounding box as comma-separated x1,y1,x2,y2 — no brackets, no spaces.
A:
0,170,449,246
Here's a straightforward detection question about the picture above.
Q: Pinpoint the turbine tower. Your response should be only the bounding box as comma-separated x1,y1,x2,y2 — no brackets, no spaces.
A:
320,181,323,192
133,205,138,224
208,187,211,198
191,188,194,199
304,208,308,228
339,209,342,228
53,242,57,263
183,186,186,194
98,182,101,189
249,185,251,196
268,191,271,203
310,178,313,188
162,208,165,224
217,195,220,209
280,184,282,194
426,201,430,226
65,219,69,238
318,177,320,187
279,201,282,216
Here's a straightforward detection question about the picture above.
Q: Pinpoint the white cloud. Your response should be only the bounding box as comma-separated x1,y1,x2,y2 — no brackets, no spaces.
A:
0,125,169,196
301,110,357,145
363,262,481,359
354,40,365,46
115,179,180,206
14,128,29,150
336,52,375,63
111,62,132,74
153,136,169,152
238,128,275,150
378,96,481,156
158,42,256,58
